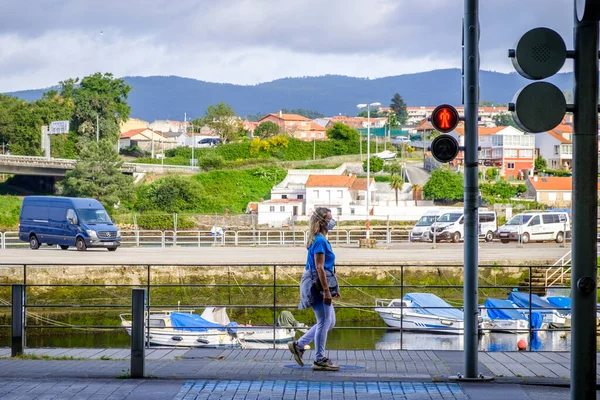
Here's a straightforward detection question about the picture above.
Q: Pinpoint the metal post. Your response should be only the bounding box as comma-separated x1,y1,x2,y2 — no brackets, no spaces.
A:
11,285,24,357
131,288,146,378
96,114,99,142
462,0,481,379
571,9,598,399
366,105,371,239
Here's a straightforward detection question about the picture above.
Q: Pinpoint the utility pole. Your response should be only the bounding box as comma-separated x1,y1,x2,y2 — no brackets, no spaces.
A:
96,114,99,142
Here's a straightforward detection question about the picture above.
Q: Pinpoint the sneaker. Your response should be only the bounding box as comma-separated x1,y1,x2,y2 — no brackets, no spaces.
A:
312,357,340,371
288,341,304,367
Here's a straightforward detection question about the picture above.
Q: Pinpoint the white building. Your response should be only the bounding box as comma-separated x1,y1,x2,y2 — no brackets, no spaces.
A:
304,174,376,218
534,125,573,170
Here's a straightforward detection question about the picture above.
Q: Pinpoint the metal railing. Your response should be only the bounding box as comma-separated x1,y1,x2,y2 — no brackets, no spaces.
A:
0,229,414,249
545,250,572,288
0,263,578,354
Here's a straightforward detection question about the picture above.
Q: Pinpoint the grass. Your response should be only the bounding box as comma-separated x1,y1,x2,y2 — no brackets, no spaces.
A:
0,195,21,230
7,353,80,361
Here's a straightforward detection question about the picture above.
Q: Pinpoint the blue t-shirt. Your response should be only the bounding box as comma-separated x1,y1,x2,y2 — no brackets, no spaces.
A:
306,234,335,272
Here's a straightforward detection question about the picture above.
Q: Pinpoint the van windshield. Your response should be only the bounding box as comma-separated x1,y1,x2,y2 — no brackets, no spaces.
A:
437,213,462,223
77,209,111,224
416,215,437,226
506,215,533,225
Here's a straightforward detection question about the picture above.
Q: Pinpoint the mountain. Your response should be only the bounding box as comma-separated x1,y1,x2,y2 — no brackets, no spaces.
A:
5,69,577,121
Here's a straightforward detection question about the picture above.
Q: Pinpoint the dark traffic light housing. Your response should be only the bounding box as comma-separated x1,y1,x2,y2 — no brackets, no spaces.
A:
429,134,459,163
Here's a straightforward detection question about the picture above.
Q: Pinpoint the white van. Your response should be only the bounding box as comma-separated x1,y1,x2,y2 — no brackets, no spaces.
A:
497,211,570,244
410,210,445,242
430,210,497,243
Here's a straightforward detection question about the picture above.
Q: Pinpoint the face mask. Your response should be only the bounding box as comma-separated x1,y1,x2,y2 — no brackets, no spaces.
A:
326,218,336,231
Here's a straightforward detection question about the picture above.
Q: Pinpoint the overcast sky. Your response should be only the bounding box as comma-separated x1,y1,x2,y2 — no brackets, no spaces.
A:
0,0,574,92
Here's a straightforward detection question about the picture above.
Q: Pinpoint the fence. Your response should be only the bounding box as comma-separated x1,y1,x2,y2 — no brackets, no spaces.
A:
0,263,577,354
0,228,414,249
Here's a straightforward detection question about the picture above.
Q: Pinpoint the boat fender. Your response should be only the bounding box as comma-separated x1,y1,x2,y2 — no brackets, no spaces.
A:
171,336,183,341
196,338,210,344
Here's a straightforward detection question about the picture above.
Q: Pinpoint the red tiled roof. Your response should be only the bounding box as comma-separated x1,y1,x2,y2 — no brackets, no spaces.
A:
350,178,373,191
120,128,153,139
305,175,356,188
260,113,312,122
310,122,326,131
553,124,573,133
528,177,576,191
546,130,571,144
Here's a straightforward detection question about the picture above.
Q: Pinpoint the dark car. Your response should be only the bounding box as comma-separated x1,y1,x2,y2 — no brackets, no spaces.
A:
197,138,221,147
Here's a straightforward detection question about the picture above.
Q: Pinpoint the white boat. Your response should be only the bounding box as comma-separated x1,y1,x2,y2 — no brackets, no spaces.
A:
480,298,530,334
200,307,302,344
120,310,242,348
507,292,569,328
375,293,468,334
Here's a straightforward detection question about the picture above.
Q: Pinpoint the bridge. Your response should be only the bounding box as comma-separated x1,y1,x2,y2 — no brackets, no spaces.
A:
0,155,197,177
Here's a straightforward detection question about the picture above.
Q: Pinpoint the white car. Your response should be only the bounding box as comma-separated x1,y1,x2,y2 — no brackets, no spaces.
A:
391,136,411,146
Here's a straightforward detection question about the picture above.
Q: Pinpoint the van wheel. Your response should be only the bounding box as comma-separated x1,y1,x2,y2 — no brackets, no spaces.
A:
556,232,564,243
76,237,87,251
107,247,117,252
452,232,461,243
521,233,530,244
500,239,509,244
29,235,40,250
60,245,69,250
484,231,494,242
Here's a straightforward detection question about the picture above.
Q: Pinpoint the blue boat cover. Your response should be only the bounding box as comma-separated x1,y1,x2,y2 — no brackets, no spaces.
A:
507,292,553,312
531,312,544,329
484,298,526,321
403,293,463,319
170,312,225,332
546,296,571,310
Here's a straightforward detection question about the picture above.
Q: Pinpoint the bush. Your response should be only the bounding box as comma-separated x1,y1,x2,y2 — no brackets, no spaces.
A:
135,213,195,230
198,153,225,170
363,156,384,173
136,175,205,213
120,146,149,158
0,196,21,229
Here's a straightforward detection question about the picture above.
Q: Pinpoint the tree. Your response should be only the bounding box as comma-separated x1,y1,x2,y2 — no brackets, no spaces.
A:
534,156,547,172
68,73,131,144
492,112,518,128
59,139,135,210
363,156,384,173
136,175,205,213
390,93,408,124
389,175,403,206
202,102,242,143
387,161,402,176
422,168,464,201
254,121,280,139
326,122,359,141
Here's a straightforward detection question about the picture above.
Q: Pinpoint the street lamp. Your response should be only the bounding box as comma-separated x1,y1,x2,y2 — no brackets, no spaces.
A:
357,102,381,239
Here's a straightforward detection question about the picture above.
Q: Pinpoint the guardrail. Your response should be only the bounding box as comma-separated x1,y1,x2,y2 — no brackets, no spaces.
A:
0,263,577,354
0,228,413,249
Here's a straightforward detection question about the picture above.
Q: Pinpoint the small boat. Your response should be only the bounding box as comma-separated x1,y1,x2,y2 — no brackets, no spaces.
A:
507,292,569,328
120,310,242,348
480,298,529,334
375,293,468,334
199,307,303,344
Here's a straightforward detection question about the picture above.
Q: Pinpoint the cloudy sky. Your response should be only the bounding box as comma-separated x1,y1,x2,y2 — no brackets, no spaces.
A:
0,0,574,92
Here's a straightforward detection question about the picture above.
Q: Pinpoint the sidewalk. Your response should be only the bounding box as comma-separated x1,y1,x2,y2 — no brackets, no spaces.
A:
0,348,592,399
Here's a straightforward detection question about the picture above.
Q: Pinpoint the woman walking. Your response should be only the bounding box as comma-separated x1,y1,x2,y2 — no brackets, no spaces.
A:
288,207,340,371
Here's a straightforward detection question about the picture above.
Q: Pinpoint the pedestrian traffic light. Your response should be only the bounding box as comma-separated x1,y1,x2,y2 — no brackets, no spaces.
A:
429,134,459,163
508,28,568,133
430,104,460,133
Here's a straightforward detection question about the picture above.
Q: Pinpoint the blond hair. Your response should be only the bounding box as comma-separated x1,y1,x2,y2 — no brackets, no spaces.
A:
306,207,331,249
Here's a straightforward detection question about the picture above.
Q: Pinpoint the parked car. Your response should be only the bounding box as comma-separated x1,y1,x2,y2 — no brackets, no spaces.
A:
197,138,222,147
391,136,411,146
497,211,570,244
430,210,497,242
18,196,121,251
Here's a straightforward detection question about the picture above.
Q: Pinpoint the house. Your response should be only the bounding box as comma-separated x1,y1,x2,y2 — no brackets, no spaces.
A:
450,126,535,180
161,131,189,148
119,128,167,153
304,174,375,218
522,176,595,207
535,125,573,170
149,120,189,133
258,112,326,141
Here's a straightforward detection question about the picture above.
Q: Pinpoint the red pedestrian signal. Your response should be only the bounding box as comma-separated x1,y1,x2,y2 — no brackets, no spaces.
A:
430,104,459,133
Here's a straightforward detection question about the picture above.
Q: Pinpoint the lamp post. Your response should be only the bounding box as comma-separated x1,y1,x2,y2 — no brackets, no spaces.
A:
357,102,381,239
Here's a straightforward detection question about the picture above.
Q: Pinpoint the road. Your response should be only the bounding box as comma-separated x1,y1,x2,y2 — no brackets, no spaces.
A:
405,162,430,186
0,242,570,265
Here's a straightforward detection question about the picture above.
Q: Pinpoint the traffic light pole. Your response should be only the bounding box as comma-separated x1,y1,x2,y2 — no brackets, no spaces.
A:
570,9,598,400
462,0,480,380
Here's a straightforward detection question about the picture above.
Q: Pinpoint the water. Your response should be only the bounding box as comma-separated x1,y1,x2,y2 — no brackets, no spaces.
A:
1,326,572,352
